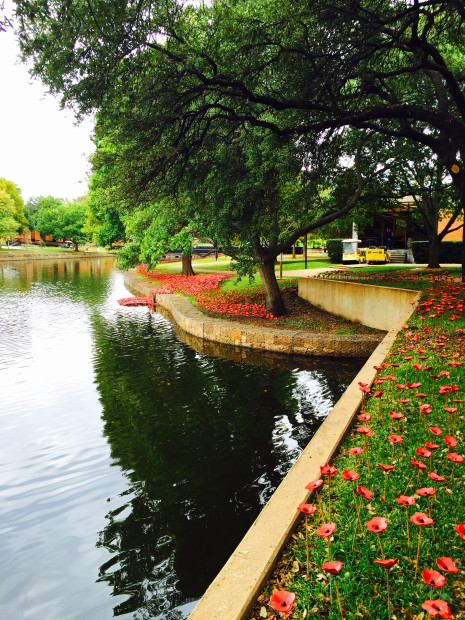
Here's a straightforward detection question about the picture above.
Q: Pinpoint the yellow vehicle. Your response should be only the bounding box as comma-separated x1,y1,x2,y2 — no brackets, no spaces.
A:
342,238,361,264
360,246,391,264
342,239,391,264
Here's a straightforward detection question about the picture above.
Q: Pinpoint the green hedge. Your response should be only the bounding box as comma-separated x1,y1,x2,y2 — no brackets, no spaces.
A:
411,240,463,263
326,239,344,263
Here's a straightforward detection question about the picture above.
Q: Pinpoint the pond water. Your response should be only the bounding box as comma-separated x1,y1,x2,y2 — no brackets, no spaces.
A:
0,259,363,619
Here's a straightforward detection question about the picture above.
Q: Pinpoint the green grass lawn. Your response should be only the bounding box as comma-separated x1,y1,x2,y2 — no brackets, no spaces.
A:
278,257,331,271
162,255,331,275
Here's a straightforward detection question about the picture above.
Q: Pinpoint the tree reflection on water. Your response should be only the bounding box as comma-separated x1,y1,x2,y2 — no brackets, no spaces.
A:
91,309,361,618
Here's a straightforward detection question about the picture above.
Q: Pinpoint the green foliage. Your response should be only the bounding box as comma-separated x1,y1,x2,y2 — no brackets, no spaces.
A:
0,178,27,233
33,196,90,248
87,145,126,247
115,243,141,270
0,189,20,238
411,241,463,264
326,239,344,263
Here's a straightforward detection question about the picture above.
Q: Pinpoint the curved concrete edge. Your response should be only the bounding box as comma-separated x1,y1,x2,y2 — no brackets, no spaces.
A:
188,291,421,620
123,271,383,358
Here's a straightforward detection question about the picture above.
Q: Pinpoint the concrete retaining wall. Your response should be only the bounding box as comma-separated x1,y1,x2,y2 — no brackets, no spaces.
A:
298,277,418,331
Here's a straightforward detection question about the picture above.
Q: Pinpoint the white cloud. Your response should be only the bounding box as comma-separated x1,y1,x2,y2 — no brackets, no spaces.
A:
0,27,95,202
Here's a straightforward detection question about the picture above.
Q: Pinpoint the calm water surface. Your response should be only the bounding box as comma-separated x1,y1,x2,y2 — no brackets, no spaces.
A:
0,259,363,619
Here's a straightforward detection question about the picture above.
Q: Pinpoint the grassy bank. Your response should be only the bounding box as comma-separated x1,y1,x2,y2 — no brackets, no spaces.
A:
249,272,465,619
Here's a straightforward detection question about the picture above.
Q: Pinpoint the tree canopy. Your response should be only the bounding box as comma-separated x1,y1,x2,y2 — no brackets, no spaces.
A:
33,196,91,249
13,0,465,274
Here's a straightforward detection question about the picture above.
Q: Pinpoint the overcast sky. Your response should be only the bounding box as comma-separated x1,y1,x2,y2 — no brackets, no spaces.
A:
0,23,95,203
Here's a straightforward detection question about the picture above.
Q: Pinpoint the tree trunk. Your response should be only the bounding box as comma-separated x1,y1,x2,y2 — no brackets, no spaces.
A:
74,242,79,251
181,252,195,276
427,236,441,269
258,258,286,316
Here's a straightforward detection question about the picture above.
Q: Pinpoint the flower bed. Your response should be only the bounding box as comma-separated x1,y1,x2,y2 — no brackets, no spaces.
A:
195,284,296,320
136,264,297,320
137,264,229,295
248,277,465,619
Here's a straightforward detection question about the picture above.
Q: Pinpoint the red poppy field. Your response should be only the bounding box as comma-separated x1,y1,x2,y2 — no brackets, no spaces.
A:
248,272,465,619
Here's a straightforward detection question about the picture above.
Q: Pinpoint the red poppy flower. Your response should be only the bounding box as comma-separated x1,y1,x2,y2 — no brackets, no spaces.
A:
420,404,433,413
357,485,373,500
428,472,445,482
398,398,410,405
436,557,458,573
425,442,439,450
444,407,458,414
377,463,395,472
316,523,336,538
416,487,435,497
421,570,446,588
374,558,398,569
447,452,464,463
298,503,317,514
305,479,324,491
366,517,388,532
356,426,372,436
389,410,404,420
357,413,371,422
321,560,343,575
389,434,403,444
444,436,458,447
416,447,432,459
455,523,465,539
411,457,427,471
410,512,434,526
349,446,364,456
320,464,337,477
429,426,443,436
270,590,296,613
396,495,415,506
421,599,452,618
342,469,359,481
373,390,384,398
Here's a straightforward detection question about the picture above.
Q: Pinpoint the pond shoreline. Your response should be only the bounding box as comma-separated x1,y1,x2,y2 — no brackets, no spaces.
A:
0,251,116,261
123,270,383,358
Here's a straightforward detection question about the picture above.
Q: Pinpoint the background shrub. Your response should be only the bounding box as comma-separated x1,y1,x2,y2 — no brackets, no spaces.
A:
326,239,344,263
